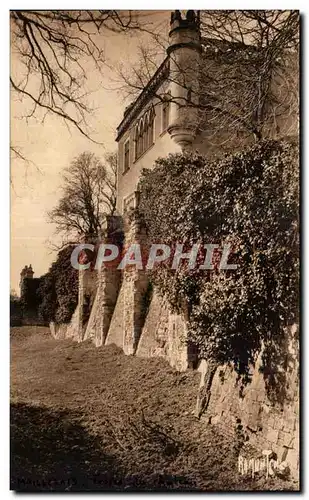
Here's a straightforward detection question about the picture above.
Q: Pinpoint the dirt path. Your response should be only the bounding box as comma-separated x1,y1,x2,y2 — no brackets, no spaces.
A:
10,326,293,491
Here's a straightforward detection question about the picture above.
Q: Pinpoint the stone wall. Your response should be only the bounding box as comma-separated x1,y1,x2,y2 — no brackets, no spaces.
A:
49,215,299,480
18,276,44,326
135,291,168,359
196,325,299,479
115,215,149,355
135,291,189,371
50,305,81,341
84,266,121,347
80,217,123,346
105,282,125,348
50,214,192,369
49,248,98,343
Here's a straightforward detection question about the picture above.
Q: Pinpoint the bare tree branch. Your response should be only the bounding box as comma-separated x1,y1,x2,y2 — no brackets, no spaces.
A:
115,10,299,145
48,151,117,242
10,9,150,155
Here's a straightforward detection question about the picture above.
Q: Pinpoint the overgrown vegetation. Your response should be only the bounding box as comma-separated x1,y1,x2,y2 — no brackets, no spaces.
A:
10,292,22,326
137,139,299,386
20,278,42,311
38,246,78,325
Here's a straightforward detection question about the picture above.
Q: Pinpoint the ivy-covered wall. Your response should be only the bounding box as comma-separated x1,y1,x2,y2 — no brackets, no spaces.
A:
49,138,299,478
137,138,299,394
38,245,78,325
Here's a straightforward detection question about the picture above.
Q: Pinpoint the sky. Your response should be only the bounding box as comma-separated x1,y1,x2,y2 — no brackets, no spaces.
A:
10,10,170,293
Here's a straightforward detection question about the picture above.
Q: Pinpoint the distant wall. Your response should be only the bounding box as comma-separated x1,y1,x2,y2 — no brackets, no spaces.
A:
10,298,23,326
17,277,45,325
11,278,47,327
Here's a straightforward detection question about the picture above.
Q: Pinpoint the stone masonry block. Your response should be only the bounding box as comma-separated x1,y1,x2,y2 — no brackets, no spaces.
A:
285,447,299,472
278,430,294,448
266,428,279,444
247,404,261,431
284,416,296,432
274,418,285,431
256,391,265,403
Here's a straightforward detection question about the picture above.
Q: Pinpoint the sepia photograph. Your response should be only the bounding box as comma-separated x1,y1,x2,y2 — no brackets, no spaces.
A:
10,8,300,492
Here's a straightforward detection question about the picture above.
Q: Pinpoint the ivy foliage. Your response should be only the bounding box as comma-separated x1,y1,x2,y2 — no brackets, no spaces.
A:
38,245,78,325
20,278,41,311
10,293,22,326
137,139,299,384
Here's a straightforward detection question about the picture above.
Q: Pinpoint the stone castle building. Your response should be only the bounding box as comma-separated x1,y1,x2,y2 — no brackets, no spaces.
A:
116,10,297,215
20,264,34,296
50,11,299,478
19,264,42,306
18,264,43,325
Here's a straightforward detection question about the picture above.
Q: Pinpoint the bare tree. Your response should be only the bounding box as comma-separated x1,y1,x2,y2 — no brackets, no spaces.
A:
116,10,299,145
10,10,152,150
48,151,117,243
198,10,299,143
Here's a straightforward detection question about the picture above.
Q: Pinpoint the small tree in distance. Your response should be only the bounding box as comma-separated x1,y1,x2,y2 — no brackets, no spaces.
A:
48,151,117,244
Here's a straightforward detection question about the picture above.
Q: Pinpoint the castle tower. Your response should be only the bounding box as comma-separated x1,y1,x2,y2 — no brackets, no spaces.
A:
19,264,34,298
167,10,202,149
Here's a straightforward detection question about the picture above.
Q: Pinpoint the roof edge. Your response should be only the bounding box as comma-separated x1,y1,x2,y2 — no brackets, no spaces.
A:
116,57,170,141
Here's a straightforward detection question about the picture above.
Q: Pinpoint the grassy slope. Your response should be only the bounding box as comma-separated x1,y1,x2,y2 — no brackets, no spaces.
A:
10,326,296,491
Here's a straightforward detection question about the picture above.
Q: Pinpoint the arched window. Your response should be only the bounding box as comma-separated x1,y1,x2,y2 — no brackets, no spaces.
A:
134,106,155,161
136,121,141,159
148,107,155,147
143,115,148,151
138,118,144,158
134,124,139,160
162,92,171,132
123,139,130,172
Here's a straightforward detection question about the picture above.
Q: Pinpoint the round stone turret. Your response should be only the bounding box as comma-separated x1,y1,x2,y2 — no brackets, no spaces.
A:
19,264,34,297
167,10,202,150
20,264,34,279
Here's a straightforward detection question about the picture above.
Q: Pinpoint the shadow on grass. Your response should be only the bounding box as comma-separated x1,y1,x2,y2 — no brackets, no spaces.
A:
10,402,122,491
10,402,195,492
